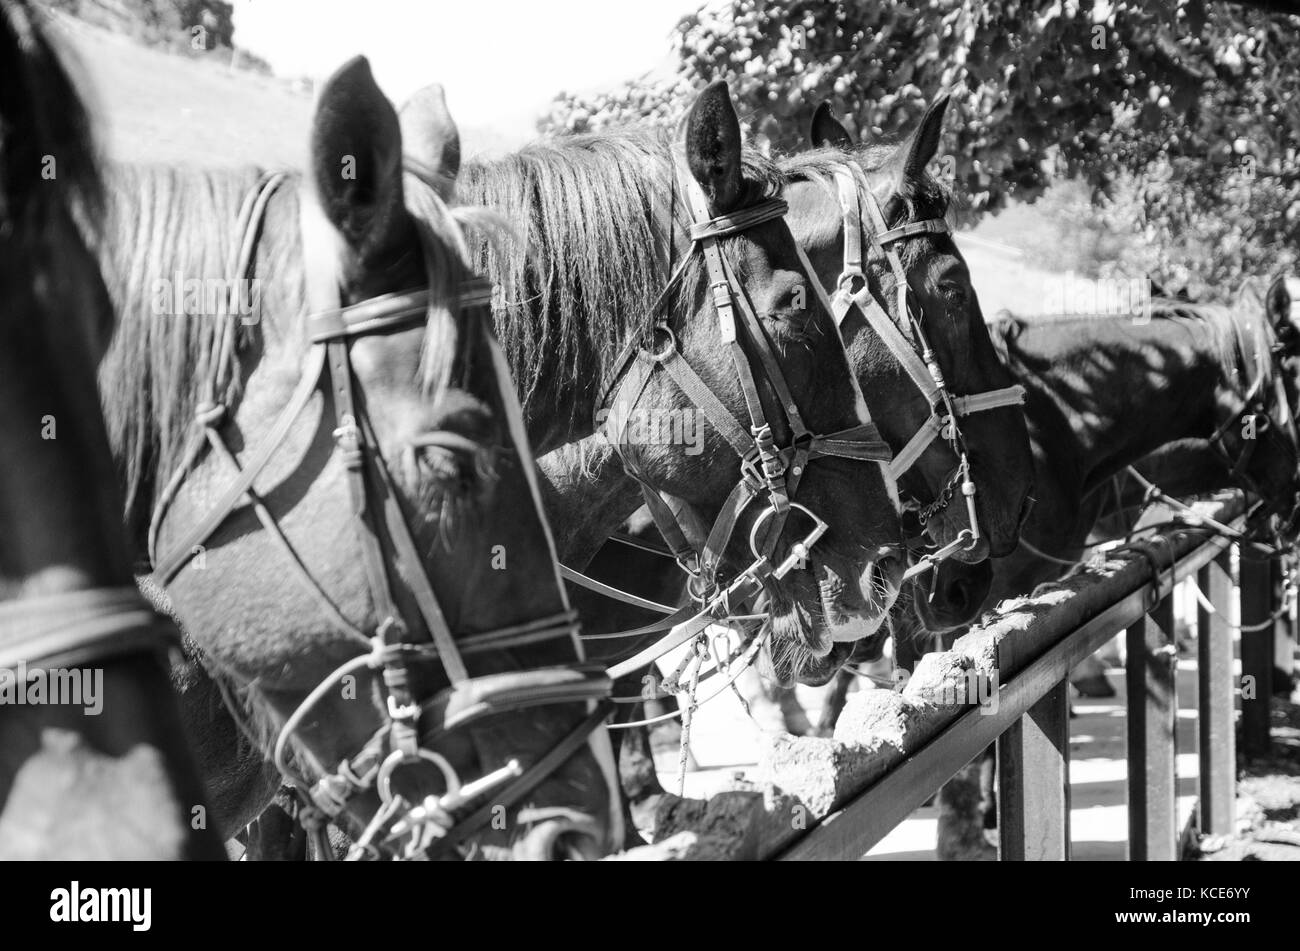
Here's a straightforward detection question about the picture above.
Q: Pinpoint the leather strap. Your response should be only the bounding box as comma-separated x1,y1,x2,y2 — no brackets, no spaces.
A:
0,587,178,671
423,701,614,858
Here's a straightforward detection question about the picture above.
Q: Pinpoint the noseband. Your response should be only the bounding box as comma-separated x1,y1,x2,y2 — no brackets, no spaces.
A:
592,155,893,614
826,164,1026,579
147,172,613,859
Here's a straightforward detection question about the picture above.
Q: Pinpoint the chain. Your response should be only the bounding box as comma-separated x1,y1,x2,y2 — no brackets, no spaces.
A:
915,464,963,526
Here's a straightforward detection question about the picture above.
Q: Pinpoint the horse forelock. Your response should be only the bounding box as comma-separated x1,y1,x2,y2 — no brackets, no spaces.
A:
780,143,953,270
456,128,786,421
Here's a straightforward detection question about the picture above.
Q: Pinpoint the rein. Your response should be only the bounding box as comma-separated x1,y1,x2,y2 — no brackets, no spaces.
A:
145,171,613,860
826,163,1026,581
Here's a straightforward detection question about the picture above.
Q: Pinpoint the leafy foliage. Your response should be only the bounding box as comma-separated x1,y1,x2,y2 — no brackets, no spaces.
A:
540,1,1300,297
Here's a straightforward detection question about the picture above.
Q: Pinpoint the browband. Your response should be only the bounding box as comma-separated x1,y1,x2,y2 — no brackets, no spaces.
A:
309,277,495,343
689,198,789,241
877,218,950,245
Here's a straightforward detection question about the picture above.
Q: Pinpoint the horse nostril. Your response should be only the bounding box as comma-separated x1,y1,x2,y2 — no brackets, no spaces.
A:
948,579,972,614
512,818,604,861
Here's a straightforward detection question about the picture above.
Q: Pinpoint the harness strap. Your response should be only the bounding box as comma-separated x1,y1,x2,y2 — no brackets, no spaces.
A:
951,387,1028,416
355,409,469,684
679,170,795,530
422,667,612,738
559,565,677,615
843,283,944,404
0,587,178,671
689,198,789,240
579,603,698,641
657,348,756,458
423,701,614,858
152,345,328,582
833,166,866,293
877,219,950,246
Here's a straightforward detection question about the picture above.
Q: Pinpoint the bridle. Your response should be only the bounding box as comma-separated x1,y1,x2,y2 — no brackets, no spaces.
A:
146,170,616,860
824,163,1027,581
0,588,178,680
589,153,894,623
1205,306,1300,539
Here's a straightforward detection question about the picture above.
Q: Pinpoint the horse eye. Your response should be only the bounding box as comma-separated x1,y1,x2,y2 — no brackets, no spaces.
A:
938,282,967,306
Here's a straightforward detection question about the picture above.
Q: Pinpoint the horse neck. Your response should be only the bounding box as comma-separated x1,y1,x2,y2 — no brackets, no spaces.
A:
1011,315,1231,496
537,436,647,569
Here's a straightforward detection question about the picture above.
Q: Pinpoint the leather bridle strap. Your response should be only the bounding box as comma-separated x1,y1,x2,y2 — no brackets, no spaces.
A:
0,587,178,671
582,157,891,654
422,700,614,858
828,164,1025,536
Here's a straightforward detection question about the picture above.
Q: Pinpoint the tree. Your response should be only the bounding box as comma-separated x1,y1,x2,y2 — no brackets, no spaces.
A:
541,1,1300,298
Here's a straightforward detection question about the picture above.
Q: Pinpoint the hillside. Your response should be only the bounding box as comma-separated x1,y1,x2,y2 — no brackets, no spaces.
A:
45,11,1062,315
50,13,526,168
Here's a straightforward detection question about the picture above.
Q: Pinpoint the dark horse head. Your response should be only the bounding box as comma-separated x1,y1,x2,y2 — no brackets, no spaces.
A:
778,100,1033,636
457,82,907,686
100,59,622,858
920,286,1300,635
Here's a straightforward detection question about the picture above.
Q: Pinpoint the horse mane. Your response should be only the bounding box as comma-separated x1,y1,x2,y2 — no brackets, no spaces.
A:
0,0,101,244
98,164,288,539
456,127,784,418
100,161,493,547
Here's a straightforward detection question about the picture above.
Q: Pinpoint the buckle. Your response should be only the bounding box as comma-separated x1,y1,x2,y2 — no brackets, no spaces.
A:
333,414,363,468
711,281,733,310
386,695,421,723
739,454,765,491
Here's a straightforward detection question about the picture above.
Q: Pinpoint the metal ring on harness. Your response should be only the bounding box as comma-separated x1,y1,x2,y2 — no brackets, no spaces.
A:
647,323,677,362
378,748,462,806
748,502,829,580
836,268,866,296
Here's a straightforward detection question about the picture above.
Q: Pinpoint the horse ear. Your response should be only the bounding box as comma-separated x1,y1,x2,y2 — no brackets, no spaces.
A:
897,94,950,183
1266,275,1294,331
309,56,408,264
684,81,744,214
399,83,460,201
809,102,854,149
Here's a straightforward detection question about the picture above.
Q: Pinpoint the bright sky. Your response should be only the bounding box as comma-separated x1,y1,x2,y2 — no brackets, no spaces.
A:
231,0,703,152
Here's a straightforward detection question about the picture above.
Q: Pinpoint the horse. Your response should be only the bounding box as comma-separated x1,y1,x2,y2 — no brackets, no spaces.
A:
534,96,1037,825
0,0,223,859
457,81,910,689
97,58,625,859
838,285,1300,859
555,98,1035,664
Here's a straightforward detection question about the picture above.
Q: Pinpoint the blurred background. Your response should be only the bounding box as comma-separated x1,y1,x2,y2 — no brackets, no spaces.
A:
39,0,1300,315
